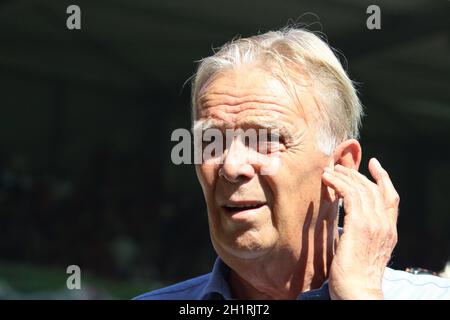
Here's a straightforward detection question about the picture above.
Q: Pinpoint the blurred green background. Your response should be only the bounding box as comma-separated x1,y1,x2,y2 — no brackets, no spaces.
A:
0,0,449,299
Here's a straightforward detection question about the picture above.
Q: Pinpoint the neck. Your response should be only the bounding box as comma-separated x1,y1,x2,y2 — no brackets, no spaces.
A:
227,219,338,300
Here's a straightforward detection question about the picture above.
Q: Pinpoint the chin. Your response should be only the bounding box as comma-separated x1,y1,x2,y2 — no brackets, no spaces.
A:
213,230,276,260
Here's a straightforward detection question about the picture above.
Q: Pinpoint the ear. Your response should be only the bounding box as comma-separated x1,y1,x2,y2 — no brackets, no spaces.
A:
332,139,362,170
322,139,362,203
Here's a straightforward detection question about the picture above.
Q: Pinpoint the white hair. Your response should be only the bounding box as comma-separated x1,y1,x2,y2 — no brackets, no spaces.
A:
191,27,363,155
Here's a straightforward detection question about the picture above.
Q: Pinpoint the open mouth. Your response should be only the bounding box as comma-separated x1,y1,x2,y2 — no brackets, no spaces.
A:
223,202,266,214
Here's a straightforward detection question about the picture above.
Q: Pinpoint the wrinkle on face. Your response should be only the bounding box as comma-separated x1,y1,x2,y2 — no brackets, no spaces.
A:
193,64,337,299
195,65,330,263
196,67,314,149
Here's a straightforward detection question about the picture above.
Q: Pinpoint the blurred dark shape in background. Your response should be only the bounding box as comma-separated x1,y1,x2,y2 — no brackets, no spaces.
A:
0,0,449,298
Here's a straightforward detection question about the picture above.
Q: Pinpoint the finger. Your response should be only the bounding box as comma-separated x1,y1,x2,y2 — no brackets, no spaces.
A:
326,167,371,200
322,168,362,210
334,164,378,191
324,167,382,222
368,159,400,227
334,164,381,212
368,158,400,207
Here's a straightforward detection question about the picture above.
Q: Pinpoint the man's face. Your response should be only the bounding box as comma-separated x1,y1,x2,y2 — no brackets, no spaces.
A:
195,66,331,261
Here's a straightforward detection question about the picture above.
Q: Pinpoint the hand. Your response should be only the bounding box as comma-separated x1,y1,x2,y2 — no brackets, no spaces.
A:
322,158,400,300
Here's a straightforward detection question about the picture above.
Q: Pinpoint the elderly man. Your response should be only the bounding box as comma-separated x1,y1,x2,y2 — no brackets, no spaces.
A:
136,27,450,300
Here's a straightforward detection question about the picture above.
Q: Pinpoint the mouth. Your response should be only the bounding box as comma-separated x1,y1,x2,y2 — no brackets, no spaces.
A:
222,201,267,216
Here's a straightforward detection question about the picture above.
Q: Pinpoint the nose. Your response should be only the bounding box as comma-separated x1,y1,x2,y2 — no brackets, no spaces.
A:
220,138,256,183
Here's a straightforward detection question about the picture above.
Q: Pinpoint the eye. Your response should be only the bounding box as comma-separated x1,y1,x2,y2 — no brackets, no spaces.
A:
203,136,221,157
202,135,215,146
201,128,225,149
257,133,282,154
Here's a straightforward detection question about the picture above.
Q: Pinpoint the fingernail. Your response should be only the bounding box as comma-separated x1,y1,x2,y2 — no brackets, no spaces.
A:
324,166,332,172
373,158,382,169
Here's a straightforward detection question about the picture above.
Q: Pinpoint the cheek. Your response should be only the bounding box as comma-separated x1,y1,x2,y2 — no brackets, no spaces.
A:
266,154,324,198
195,164,217,196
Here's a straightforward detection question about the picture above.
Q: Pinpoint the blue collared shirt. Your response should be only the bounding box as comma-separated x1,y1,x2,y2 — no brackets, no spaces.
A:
134,257,450,300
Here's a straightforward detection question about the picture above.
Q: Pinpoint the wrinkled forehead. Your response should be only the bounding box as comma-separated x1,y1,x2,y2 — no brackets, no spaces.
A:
197,68,291,99
193,67,314,135
192,117,284,134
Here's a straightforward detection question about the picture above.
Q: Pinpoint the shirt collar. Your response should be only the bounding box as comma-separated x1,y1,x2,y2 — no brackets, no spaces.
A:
200,257,330,300
200,257,233,300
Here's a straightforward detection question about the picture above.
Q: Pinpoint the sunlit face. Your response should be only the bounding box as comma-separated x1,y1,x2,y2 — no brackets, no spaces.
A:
195,65,331,261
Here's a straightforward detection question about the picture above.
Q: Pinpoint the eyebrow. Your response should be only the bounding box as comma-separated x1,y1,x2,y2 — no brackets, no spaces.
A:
192,118,294,141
